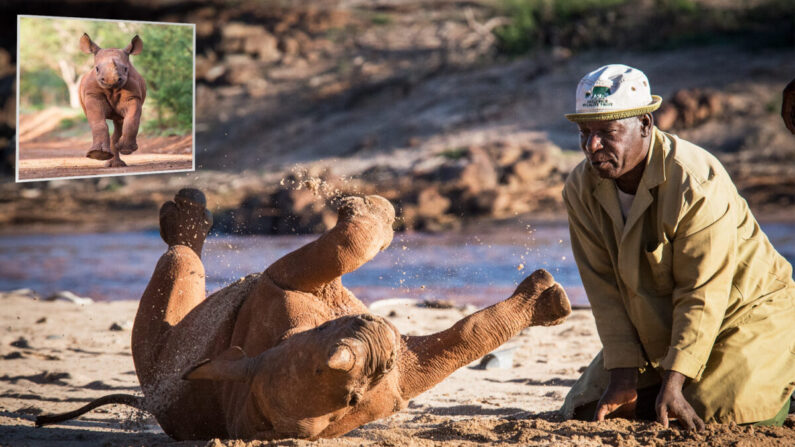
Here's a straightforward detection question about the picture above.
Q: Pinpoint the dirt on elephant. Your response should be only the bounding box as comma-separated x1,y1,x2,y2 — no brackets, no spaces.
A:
17,134,193,181
1,295,792,446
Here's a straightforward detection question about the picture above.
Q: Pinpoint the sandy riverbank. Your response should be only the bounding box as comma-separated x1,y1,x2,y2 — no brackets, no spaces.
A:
2,294,793,446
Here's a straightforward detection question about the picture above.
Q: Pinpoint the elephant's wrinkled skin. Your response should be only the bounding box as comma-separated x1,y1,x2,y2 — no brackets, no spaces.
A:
39,189,571,441
78,33,146,168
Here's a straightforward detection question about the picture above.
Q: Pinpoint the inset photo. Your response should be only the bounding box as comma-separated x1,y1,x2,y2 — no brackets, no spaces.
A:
16,15,195,182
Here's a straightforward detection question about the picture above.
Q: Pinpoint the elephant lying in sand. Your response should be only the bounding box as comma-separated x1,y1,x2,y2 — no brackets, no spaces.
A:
37,189,571,440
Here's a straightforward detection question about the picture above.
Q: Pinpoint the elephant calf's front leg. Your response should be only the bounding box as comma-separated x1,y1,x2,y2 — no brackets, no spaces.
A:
397,269,571,399
116,101,142,155
84,97,113,161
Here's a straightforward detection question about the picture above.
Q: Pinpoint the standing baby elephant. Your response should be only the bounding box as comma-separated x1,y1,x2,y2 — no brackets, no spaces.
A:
79,33,146,168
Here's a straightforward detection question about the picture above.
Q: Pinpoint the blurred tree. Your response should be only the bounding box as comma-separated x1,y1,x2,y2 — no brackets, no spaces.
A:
135,25,193,132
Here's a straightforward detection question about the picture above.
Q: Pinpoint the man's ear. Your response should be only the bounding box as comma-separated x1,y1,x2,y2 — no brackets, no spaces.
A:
640,113,654,137
124,35,143,55
182,346,254,382
80,33,101,55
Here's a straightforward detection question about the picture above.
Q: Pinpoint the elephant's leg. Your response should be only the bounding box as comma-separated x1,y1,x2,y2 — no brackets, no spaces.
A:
110,118,122,149
397,269,571,399
105,119,127,168
117,101,142,154
84,96,113,160
265,195,395,293
132,188,213,384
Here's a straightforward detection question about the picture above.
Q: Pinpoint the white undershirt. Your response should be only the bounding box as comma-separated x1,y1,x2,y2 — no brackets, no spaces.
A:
617,188,635,220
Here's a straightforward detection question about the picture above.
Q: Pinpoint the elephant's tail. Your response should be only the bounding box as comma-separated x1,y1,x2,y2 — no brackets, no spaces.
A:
35,393,145,427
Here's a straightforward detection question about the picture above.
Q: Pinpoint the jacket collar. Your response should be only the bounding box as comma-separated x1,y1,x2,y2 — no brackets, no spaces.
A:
591,127,667,237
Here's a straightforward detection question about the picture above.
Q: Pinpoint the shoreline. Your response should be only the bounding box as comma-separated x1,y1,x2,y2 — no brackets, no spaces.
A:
2,207,794,236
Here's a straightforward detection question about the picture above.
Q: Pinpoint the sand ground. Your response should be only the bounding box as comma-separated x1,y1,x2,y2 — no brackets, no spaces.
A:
17,135,193,181
1,294,793,446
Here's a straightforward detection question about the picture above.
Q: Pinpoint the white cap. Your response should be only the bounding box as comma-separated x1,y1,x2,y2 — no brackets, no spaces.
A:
565,64,661,122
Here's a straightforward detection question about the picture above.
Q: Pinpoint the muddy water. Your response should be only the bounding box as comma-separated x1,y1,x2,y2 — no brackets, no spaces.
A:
1,223,793,308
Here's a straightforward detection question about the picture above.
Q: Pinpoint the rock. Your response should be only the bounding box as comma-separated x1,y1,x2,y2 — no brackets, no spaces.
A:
204,65,226,83
654,88,723,130
3,351,24,359
654,103,678,131
16,406,42,416
477,347,517,369
416,187,450,218
422,298,456,309
44,291,93,305
245,32,280,63
35,317,46,324
223,55,261,85
458,145,498,194
368,298,419,312
109,321,133,331
490,141,524,167
279,36,301,57
509,149,554,185
37,371,71,384
84,380,115,390
0,288,40,300
10,337,30,349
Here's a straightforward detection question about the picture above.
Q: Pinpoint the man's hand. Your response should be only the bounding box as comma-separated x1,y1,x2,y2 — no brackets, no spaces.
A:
595,367,638,421
783,78,795,134
655,370,705,431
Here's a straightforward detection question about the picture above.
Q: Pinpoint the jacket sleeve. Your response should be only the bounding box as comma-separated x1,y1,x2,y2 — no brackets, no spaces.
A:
660,181,735,380
564,188,646,370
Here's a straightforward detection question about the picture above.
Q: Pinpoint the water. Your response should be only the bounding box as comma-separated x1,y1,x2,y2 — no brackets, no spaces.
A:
1,223,794,308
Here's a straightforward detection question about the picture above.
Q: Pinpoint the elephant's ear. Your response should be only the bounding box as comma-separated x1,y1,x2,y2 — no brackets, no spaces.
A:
124,35,143,55
182,346,253,382
80,33,100,55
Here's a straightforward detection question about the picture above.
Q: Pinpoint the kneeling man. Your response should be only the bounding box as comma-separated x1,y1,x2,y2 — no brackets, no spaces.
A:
559,64,795,429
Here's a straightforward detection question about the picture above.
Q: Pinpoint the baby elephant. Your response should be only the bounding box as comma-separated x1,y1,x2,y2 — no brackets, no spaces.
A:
79,33,146,167
37,189,572,440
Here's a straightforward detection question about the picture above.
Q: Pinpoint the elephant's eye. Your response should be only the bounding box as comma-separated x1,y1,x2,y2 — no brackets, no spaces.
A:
348,392,360,407
95,67,99,72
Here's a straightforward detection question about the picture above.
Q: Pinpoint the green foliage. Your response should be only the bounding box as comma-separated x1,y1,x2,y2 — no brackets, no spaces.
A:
18,70,68,111
493,0,795,55
494,0,628,55
57,114,87,130
18,16,193,135
440,147,468,160
370,13,392,25
135,24,194,133
658,0,698,14
493,0,538,56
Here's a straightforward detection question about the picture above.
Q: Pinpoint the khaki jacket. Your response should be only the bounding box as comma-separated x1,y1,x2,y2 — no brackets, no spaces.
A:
560,127,795,423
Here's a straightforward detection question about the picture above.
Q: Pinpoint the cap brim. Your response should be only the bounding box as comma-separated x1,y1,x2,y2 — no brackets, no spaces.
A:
565,95,662,123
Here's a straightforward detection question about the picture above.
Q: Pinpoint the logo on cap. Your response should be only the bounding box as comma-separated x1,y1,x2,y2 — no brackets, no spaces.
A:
583,86,613,108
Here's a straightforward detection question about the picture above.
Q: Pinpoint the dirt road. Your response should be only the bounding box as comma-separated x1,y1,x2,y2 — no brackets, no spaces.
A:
17,135,193,181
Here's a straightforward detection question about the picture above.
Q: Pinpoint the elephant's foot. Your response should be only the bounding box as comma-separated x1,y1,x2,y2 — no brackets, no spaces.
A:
336,195,396,251
159,188,213,257
104,158,127,168
86,142,113,160
511,269,571,326
117,137,139,155
529,283,571,326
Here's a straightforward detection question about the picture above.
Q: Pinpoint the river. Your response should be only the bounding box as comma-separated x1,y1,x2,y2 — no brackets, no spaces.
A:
1,223,793,308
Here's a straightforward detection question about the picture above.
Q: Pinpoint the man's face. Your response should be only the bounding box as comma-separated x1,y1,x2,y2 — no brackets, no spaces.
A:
577,117,647,179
